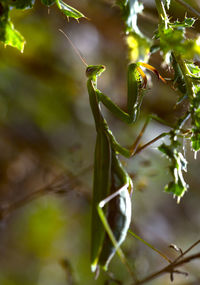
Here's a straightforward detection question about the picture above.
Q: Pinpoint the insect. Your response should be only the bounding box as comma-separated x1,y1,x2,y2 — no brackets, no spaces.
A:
59,29,166,276
87,64,135,274
87,63,163,275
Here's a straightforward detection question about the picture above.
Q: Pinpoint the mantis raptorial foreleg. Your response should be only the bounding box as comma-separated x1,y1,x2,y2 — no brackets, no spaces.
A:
107,114,172,158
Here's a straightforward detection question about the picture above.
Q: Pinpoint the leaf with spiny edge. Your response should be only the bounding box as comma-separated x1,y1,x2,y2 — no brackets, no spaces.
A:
56,0,86,20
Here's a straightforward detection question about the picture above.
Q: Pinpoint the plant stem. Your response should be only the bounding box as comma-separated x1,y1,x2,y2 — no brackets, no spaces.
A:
174,0,200,18
155,0,168,26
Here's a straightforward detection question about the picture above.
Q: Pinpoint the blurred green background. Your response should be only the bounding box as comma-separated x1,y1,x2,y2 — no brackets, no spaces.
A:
0,0,200,284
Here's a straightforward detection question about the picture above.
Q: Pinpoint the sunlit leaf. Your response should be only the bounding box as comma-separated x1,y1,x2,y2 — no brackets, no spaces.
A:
56,0,86,20
156,17,200,60
127,32,150,62
1,20,25,52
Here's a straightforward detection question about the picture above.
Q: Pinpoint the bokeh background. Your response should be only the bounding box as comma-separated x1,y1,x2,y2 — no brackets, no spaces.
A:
0,0,200,284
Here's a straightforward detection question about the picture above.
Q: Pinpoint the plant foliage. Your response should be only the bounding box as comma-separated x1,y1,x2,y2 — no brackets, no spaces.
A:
0,0,86,52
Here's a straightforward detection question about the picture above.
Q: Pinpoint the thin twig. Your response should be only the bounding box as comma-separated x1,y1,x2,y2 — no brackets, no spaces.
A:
0,171,90,221
133,240,200,285
134,132,169,155
174,0,200,18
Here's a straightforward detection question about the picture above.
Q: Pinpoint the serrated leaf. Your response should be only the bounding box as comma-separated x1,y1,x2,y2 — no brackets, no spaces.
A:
41,0,56,6
157,17,199,60
56,0,86,20
169,18,195,29
3,20,25,52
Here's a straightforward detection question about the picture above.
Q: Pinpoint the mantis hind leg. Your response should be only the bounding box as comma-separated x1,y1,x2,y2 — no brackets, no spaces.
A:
97,184,137,282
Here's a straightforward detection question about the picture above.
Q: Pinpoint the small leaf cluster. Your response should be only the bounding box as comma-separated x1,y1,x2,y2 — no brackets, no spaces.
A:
189,68,200,151
155,17,200,59
116,0,150,61
117,1,200,199
159,131,188,202
0,1,26,52
0,0,86,52
152,2,200,198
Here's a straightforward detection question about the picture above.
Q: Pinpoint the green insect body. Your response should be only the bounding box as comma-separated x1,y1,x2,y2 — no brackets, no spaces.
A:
97,153,133,270
86,64,139,272
59,29,167,275
96,63,143,125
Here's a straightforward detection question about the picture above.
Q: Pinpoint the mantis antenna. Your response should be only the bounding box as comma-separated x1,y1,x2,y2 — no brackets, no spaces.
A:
59,29,88,67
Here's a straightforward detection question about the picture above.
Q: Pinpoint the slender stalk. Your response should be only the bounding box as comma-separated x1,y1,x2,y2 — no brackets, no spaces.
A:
129,230,172,263
155,0,169,26
134,132,169,155
133,240,200,285
173,53,195,101
174,0,200,18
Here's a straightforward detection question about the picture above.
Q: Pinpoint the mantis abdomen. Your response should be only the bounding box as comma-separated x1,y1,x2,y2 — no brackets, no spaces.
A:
98,153,132,270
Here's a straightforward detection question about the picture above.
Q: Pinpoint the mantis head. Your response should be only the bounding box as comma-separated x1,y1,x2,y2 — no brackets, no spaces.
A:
86,65,106,79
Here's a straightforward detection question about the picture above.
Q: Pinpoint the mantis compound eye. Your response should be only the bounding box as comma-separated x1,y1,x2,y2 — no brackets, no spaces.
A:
86,65,106,78
86,66,94,77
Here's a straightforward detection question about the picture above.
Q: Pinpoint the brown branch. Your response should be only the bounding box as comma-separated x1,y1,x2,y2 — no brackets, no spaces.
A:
133,240,200,285
133,132,168,156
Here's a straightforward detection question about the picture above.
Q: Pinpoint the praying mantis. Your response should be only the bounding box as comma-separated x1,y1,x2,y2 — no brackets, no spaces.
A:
87,63,164,275
59,30,166,277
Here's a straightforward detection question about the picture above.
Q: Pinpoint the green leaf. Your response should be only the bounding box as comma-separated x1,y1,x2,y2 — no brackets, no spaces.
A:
159,136,188,201
169,18,196,29
3,20,25,52
8,0,35,9
191,132,200,151
56,0,86,20
156,17,200,60
159,143,173,158
165,179,186,201
187,63,200,76
41,0,56,6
